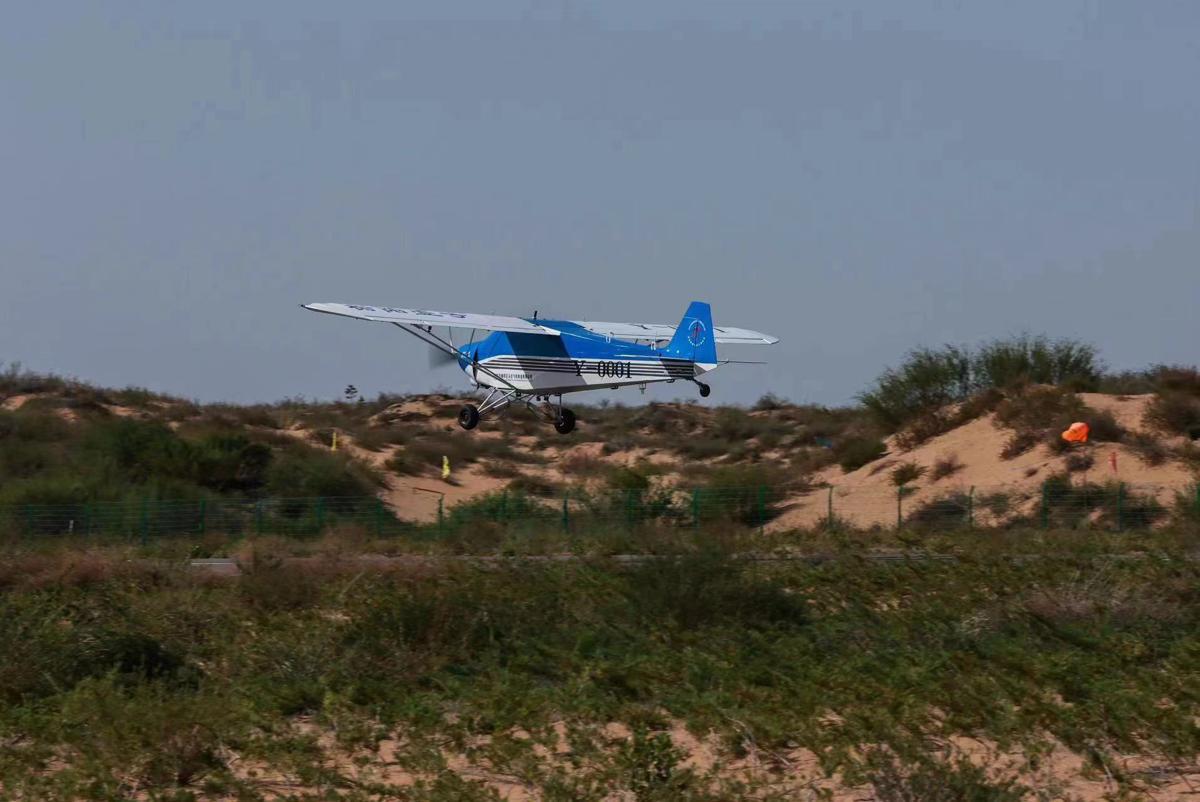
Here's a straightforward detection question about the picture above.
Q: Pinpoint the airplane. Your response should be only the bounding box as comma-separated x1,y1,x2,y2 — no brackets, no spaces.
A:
302,300,778,434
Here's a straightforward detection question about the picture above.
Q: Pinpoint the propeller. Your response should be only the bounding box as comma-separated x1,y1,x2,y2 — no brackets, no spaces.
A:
427,345,460,371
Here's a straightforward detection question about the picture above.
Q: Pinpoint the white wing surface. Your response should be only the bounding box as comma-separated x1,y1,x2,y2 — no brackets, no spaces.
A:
578,321,779,345
302,303,560,335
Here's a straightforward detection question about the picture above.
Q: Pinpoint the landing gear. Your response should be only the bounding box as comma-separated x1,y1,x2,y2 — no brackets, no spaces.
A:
554,408,576,434
697,382,711,398
457,404,480,430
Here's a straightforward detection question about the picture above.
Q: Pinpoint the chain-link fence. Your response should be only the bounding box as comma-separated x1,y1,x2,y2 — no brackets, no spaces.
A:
1,482,1197,543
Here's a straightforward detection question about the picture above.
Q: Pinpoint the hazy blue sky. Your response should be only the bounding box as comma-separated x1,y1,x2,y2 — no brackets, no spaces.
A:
3,2,1197,406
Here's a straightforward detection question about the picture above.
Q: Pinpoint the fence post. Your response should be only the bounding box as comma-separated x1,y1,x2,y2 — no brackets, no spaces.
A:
896,486,904,530
198,499,207,536
140,498,150,546
437,496,445,533
1041,482,1050,530
562,492,569,534
1116,482,1124,532
967,486,975,528
757,485,767,534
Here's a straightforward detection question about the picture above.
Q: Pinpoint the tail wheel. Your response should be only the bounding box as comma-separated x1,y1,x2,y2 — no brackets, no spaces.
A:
554,408,576,435
697,382,711,398
458,404,480,430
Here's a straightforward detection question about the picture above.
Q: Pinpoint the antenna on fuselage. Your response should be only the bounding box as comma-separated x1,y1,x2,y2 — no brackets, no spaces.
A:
533,310,538,319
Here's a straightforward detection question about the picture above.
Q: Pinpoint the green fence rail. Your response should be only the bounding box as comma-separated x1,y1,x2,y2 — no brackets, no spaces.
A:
1,482,1197,542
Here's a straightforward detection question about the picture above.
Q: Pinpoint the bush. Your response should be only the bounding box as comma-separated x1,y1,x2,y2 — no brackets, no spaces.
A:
265,450,380,498
972,334,1101,391
835,437,887,473
1127,432,1169,466
607,466,651,491
994,386,1085,434
930,454,964,481
859,346,972,429
1000,431,1039,460
1085,408,1125,443
890,461,926,487
859,336,1102,431
1147,392,1200,440
905,492,972,530
1064,451,1094,473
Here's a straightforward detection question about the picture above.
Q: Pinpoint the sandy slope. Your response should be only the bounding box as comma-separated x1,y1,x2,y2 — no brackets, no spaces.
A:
770,394,1195,531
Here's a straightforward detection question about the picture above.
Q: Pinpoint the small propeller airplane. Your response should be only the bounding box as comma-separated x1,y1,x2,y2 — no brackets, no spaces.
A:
302,301,778,434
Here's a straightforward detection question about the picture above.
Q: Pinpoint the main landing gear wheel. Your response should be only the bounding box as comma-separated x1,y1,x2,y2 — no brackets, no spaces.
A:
458,404,480,430
554,408,576,435
697,382,711,398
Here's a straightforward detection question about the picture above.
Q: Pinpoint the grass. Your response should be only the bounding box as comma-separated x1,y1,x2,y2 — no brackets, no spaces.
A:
0,406,381,509
2,529,1200,799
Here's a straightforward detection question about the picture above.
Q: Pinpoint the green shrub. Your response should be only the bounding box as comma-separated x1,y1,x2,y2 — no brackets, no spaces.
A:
1147,392,1200,439
860,336,1102,431
1127,432,1169,466
929,454,964,481
265,449,379,498
890,461,926,487
1084,408,1125,442
607,466,651,492
835,437,887,473
859,346,972,429
972,334,1101,391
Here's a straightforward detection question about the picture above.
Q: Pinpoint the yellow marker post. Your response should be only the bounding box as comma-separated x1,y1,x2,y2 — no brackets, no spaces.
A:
442,456,451,481
331,430,338,451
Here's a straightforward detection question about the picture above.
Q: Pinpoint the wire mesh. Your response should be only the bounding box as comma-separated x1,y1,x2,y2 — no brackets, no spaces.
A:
0,481,1195,543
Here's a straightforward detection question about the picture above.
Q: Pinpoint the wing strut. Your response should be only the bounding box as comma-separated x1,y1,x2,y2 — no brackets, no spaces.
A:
390,323,521,392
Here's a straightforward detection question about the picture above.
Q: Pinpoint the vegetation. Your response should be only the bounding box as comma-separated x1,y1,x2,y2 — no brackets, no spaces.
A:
889,461,926,487
2,532,1200,799
860,335,1102,431
835,436,887,473
1146,366,1200,440
0,407,380,509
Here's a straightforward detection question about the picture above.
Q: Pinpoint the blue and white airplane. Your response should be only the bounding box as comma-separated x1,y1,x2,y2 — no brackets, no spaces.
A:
303,301,777,433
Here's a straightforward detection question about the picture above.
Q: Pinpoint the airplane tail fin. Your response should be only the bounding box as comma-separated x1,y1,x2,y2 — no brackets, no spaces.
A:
663,301,717,365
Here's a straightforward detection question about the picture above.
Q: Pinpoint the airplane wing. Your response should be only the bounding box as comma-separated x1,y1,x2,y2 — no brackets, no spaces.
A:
576,321,779,345
302,303,561,335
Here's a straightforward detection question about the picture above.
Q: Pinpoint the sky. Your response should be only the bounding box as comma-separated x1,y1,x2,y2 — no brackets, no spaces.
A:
2,1,1198,407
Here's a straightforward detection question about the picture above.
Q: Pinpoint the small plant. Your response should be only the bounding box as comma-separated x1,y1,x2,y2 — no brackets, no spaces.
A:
890,461,926,487
1085,408,1125,442
906,492,971,530
930,454,964,481
1000,431,1039,460
835,437,887,473
384,451,421,476
1064,451,1094,473
1128,432,1169,466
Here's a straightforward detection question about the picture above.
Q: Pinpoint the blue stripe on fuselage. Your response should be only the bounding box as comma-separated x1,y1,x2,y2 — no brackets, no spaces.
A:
457,320,683,367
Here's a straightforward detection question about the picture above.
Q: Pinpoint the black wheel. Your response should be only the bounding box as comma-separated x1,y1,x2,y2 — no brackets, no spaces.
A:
458,404,480,430
698,382,711,398
553,408,576,434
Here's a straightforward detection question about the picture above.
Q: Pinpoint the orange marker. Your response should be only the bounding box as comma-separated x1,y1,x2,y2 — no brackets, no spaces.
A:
1061,422,1089,443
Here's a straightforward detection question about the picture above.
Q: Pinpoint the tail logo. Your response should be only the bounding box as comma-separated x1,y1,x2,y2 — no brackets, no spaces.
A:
686,319,707,347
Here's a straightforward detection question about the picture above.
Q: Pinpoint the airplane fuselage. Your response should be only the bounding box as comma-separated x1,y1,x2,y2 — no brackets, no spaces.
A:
457,319,713,395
